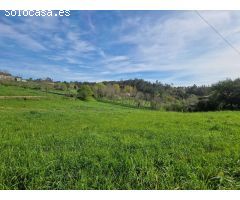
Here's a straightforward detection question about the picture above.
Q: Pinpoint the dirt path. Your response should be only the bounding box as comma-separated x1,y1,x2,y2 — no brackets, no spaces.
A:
0,96,45,99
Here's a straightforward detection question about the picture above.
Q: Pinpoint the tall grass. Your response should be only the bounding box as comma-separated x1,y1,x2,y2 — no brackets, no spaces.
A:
0,86,240,189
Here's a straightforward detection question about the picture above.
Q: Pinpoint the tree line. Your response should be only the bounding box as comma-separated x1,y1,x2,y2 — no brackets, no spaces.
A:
1,71,239,112
74,78,240,111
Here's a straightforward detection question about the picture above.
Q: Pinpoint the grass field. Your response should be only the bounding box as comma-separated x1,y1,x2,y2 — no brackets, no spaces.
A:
0,85,46,96
0,85,240,189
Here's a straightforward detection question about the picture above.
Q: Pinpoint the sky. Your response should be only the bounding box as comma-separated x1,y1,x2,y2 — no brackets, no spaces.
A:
0,10,240,86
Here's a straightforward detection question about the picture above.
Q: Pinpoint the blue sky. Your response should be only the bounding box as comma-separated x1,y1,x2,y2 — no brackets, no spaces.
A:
0,10,240,85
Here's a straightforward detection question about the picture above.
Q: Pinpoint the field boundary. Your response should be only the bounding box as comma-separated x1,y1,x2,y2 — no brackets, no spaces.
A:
0,96,45,100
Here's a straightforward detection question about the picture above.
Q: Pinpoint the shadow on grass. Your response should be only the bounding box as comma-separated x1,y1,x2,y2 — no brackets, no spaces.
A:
97,98,152,110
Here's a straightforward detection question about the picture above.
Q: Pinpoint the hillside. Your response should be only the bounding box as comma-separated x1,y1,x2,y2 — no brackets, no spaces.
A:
0,85,240,189
0,85,46,96
1,73,240,111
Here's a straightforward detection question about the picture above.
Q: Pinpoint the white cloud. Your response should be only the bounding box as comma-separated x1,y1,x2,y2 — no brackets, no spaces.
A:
0,22,46,51
67,32,96,53
103,55,129,63
105,11,240,85
1,11,240,85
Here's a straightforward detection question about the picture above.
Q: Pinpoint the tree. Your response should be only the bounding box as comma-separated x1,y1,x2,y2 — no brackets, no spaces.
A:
123,85,133,93
211,79,240,110
54,82,67,91
105,84,115,99
150,96,161,110
93,83,106,98
113,84,120,95
45,77,53,82
135,91,145,108
77,85,94,100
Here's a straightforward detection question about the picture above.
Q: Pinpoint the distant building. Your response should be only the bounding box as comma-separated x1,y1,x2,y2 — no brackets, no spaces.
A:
15,76,28,82
15,76,22,82
0,72,27,82
0,72,15,81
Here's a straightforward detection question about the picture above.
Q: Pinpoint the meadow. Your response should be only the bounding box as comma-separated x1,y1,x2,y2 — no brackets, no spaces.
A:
0,84,46,96
0,85,240,189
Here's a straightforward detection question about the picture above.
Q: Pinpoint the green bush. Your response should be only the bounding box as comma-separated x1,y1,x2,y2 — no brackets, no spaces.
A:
77,85,94,100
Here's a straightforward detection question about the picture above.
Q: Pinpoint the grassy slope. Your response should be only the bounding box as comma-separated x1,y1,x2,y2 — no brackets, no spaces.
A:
0,86,240,189
0,85,46,96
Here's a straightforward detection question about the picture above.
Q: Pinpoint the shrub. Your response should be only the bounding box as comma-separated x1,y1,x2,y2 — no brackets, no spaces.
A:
77,85,94,100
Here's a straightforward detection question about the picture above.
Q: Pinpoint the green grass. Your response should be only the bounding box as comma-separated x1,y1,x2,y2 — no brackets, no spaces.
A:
0,85,240,189
0,85,46,96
